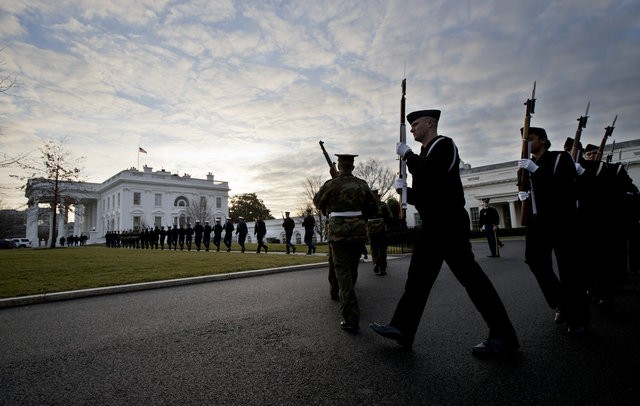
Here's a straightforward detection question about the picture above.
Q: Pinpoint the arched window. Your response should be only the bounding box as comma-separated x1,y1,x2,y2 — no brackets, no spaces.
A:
174,196,189,207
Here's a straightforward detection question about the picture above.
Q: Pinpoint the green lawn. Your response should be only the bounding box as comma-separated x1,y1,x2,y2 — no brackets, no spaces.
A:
0,243,329,298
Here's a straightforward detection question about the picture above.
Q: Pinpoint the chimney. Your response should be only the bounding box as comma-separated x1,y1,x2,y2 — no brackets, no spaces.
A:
143,165,153,173
207,172,214,182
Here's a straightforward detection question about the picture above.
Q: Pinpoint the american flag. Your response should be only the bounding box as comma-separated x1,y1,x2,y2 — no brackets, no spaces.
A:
139,147,147,154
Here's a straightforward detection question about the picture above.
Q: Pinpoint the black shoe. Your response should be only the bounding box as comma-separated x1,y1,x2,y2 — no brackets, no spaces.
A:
472,338,519,356
340,321,359,333
378,269,387,276
554,308,565,324
312,247,316,254
293,246,296,254
369,322,412,348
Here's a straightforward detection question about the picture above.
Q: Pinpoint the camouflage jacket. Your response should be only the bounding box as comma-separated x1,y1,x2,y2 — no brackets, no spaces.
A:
313,173,377,242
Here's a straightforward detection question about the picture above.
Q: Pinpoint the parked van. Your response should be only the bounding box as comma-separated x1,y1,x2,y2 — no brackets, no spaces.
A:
11,238,32,248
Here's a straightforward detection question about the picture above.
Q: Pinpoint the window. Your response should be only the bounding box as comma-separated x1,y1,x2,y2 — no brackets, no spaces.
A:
155,193,162,206
200,196,207,207
134,192,141,205
470,207,480,230
174,196,189,207
414,212,422,227
155,216,162,228
133,216,141,231
216,197,222,209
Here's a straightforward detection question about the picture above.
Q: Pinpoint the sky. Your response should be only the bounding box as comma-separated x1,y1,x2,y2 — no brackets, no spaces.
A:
1,0,639,215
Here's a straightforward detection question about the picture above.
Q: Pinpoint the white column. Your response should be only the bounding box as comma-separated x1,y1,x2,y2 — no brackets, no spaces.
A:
26,203,39,246
508,201,518,228
57,202,66,240
74,204,84,236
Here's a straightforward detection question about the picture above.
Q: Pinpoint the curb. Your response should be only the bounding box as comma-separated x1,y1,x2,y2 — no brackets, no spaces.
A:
0,262,329,309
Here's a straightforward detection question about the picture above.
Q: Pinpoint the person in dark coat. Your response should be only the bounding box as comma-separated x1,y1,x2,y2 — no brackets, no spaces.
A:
254,216,268,254
479,198,502,257
203,221,212,252
223,219,234,252
282,211,296,254
518,127,589,335
370,109,519,355
159,226,167,250
185,223,194,251
302,209,316,255
213,219,223,252
236,217,248,253
194,220,204,251
171,225,179,250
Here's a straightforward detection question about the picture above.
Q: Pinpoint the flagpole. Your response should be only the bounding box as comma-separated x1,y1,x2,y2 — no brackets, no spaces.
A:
137,146,140,170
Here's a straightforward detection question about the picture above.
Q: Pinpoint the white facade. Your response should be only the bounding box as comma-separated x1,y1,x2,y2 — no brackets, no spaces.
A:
25,166,230,245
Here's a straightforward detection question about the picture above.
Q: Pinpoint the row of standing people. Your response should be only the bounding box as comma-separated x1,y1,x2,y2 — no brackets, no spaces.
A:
103,216,273,253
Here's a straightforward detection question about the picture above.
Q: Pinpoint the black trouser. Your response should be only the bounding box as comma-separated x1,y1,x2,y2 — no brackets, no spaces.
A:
525,217,589,327
304,230,315,254
195,235,202,251
390,223,518,344
369,233,387,271
203,235,210,251
256,234,268,253
484,225,498,256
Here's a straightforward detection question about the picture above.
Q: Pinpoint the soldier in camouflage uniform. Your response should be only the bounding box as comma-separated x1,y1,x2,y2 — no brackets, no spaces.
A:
314,154,377,333
367,190,392,276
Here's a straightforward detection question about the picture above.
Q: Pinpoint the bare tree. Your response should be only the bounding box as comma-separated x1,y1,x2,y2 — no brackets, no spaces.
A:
353,158,396,201
301,175,329,242
185,197,217,224
13,139,84,248
1,46,16,95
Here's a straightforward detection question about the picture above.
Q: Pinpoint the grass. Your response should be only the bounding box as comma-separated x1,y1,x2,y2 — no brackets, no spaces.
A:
0,243,329,299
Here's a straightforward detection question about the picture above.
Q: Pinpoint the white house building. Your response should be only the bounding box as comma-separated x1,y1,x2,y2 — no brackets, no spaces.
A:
25,166,230,245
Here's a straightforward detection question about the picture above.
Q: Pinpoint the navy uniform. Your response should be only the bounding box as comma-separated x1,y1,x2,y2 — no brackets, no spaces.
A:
519,127,588,334
236,217,248,253
254,216,268,253
223,219,234,252
194,220,204,251
371,109,518,355
314,154,377,332
479,198,501,257
213,219,223,251
302,209,317,255
282,212,296,254
185,223,194,251
159,226,167,250
203,221,212,251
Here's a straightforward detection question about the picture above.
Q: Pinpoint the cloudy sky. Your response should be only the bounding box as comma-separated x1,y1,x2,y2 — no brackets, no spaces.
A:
1,0,639,214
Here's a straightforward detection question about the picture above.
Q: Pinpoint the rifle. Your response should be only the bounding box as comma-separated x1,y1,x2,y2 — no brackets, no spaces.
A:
319,141,338,179
517,81,536,226
606,140,616,164
596,115,617,162
398,78,408,220
570,102,590,161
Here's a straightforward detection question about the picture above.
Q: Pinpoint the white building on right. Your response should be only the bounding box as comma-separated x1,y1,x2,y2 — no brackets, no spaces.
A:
403,138,640,230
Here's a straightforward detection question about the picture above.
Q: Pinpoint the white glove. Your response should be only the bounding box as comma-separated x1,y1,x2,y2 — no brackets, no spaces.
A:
518,159,539,173
396,142,412,158
575,163,585,176
393,178,406,190
518,191,530,201
480,226,485,232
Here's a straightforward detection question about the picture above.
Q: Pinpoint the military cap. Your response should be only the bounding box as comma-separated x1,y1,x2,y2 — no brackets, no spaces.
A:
521,127,548,139
563,137,582,151
205,221,209,224
239,216,244,220
335,154,358,161
482,197,490,202
196,220,200,223
407,109,441,124
585,144,598,153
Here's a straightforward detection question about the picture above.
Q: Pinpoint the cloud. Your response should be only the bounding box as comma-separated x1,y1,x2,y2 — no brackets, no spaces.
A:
1,0,639,214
